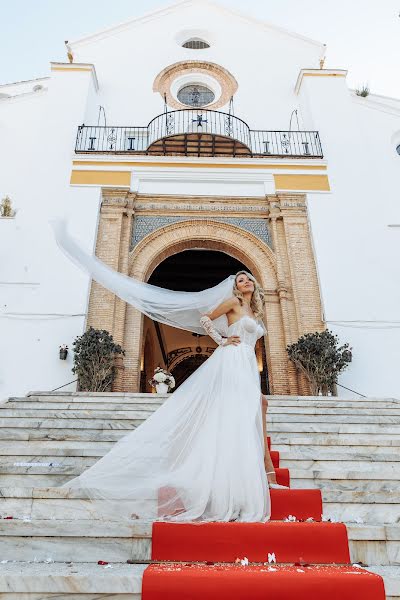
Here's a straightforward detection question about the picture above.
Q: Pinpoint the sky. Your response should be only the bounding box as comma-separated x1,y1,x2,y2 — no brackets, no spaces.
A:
1,0,399,98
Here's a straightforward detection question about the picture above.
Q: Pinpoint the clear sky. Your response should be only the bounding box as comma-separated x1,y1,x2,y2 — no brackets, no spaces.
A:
2,0,399,98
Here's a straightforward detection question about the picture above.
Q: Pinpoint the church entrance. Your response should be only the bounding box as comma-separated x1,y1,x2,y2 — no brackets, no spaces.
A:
140,249,270,392
87,192,325,396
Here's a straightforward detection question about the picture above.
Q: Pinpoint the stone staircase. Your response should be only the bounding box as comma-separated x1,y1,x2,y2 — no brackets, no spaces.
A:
0,392,399,599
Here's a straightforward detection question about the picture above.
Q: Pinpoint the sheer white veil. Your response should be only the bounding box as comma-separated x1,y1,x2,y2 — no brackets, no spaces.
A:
49,218,235,335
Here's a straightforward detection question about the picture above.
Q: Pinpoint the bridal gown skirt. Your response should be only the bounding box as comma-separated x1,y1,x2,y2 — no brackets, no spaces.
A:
63,325,271,523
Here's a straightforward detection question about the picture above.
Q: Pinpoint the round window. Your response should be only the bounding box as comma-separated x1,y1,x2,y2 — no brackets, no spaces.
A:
396,144,400,155
177,84,215,107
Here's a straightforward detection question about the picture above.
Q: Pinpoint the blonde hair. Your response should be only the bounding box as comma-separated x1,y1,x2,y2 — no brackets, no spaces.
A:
233,270,265,319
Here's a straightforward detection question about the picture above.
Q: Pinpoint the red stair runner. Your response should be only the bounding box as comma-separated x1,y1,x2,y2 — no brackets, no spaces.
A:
143,564,385,600
143,435,386,599
152,522,350,564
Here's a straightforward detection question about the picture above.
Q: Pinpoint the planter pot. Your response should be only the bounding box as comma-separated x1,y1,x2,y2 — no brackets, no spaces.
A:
155,382,169,393
59,349,68,360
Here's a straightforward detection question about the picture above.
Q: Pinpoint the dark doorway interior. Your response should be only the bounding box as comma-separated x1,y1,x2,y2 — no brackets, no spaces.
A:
146,249,270,393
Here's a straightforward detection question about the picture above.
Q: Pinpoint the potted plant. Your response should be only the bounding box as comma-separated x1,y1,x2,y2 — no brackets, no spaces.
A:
72,326,125,392
149,367,175,393
59,344,68,360
286,330,352,396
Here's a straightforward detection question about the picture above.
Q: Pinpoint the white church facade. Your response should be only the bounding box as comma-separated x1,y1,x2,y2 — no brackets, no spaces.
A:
1,0,399,401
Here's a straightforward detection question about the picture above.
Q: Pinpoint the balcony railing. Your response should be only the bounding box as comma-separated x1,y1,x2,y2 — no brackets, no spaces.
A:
75,109,323,158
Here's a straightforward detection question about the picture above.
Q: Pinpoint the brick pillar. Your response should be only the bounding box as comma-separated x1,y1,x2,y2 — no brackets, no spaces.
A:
268,204,299,395
271,193,325,395
86,189,135,392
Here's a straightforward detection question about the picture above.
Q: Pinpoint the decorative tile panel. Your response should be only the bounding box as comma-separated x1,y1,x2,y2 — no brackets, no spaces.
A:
131,216,271,249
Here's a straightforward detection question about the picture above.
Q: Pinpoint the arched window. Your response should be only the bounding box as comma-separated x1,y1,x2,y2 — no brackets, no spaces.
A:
182,38,210,49
177,84,215,107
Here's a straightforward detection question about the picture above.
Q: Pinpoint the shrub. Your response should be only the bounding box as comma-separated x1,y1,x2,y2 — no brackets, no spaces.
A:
72,327,125,392
286,330,352,395
0,196,16,217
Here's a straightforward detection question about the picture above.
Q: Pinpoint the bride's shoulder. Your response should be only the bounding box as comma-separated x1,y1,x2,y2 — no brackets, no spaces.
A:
224,296,240,309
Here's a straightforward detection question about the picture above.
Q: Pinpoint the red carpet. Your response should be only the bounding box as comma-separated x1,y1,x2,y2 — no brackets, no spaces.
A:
152,522,350,563
271,450,279,467
270,489,323,521
144,436,386,599
275,467,290,487
142,564,385,600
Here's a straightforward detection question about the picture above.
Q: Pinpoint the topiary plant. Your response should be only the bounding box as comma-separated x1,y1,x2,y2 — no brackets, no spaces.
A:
72,326,125,392
286,330,352,396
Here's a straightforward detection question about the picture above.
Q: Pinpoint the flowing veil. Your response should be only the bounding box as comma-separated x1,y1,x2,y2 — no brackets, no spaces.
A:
49,218,235,336
49,218,270,523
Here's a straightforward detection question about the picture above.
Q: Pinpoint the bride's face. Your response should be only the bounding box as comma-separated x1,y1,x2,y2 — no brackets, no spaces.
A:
236,273,255,294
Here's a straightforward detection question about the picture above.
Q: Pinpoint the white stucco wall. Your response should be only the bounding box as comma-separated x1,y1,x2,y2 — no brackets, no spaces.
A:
1,0,399,400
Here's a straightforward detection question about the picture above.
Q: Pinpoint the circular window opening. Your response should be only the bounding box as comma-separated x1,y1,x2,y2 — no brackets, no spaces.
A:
177,84,215,107
396,144,400,156
182,38,210,49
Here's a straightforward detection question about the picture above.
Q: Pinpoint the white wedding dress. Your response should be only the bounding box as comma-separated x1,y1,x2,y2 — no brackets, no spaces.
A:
63,314,271,523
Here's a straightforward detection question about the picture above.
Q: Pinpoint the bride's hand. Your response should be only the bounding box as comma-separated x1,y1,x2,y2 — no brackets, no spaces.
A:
225,335,241,346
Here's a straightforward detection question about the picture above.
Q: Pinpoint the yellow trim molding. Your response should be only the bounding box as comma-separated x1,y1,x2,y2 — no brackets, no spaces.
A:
274,174,330,191
72,160,327,171
70,170,131,186
295,68,348,94
52,67,92,72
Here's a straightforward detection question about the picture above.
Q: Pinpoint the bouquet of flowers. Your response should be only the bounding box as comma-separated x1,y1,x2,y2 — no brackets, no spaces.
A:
149,367,175,391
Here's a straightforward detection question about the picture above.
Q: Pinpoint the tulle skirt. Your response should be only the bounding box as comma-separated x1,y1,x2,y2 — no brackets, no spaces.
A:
63,342,271,523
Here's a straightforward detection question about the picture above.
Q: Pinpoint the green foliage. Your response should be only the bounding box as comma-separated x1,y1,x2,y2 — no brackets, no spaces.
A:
355,85,370,97
72,327,125,392
0,196,16,217
286,330,352,395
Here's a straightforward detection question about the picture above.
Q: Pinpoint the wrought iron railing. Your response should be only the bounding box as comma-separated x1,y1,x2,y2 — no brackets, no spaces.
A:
75,109,323,158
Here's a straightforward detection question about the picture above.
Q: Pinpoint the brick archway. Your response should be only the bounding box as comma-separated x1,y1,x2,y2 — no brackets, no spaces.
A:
87,192,325,396
122,220,292,395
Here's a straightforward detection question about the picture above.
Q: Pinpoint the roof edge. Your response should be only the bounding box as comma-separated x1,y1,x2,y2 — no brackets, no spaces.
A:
68,0,325,53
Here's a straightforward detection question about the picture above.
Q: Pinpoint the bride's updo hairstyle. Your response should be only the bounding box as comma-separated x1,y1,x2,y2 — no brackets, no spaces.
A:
233,270,265,319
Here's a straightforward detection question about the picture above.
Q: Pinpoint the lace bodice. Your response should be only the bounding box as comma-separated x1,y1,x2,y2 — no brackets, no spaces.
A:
227,316,266,347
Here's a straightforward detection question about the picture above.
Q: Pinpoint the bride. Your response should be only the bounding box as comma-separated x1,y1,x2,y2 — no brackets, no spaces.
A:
50,220,288,523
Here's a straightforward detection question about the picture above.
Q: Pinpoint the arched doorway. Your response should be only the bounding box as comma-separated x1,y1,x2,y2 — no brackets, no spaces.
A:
140,249,270,391
88,193,325,396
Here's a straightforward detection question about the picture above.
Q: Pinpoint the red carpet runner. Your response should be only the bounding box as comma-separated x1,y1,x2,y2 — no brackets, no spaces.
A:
142,436,386,599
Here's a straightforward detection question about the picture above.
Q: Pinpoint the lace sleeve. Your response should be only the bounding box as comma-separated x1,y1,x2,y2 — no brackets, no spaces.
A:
200,315,228,346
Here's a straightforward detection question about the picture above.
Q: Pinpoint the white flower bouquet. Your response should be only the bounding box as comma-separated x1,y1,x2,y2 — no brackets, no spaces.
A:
149,367,175,392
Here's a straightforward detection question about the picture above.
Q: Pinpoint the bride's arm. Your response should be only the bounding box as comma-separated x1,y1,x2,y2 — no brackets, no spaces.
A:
200,297,241,346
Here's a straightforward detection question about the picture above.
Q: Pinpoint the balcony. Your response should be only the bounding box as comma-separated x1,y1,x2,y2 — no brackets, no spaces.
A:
75,109,323,159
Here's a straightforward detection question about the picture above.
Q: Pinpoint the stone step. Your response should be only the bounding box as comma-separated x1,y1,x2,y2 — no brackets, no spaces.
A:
3,406,400,424
1,486,398,524
0,561,146,597
4,401,400,416
0,441,115,456
1,433,399,450
21,393,400,406
2,402,163,411
273,433,400,446
0,519,398,567
1,455,398,480
1,442,399,461
2,468,398,491
0,429,131,441
290,469,400,491
1,418,400,434
0,562,394,600
0,427,398,443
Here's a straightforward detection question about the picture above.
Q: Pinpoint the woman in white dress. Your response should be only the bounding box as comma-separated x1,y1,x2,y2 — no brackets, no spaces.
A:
50,221,288,523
